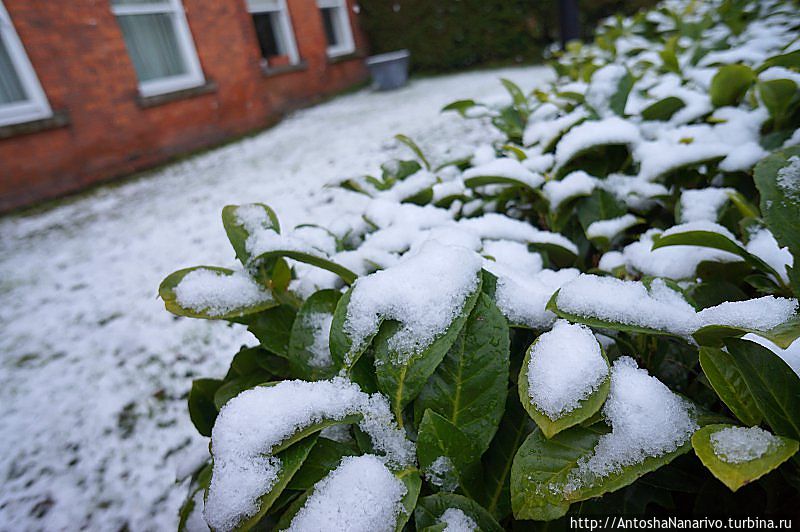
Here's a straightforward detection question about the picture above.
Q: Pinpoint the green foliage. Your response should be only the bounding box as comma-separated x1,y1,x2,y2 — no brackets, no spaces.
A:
162,0,800,529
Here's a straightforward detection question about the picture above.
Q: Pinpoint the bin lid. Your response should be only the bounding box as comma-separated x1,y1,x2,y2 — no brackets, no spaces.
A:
366,50,411,66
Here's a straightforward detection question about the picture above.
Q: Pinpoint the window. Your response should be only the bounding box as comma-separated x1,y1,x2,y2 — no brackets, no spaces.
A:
0,1,52,127
247,0,299,68
111,0,204,97
316,0,354,57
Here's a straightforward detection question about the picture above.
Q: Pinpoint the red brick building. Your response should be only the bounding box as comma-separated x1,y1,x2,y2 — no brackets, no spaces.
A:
0,0,369,212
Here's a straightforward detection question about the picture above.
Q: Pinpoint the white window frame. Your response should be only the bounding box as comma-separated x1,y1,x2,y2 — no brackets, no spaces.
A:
316,0,355,57
246,0,300,67
110,0,205,97
0,1,52,127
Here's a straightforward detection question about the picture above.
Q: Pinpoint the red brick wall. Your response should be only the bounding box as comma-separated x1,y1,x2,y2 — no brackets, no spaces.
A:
0,0,369,212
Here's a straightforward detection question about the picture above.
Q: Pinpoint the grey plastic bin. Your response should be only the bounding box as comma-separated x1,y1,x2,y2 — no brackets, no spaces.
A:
365,50,411,91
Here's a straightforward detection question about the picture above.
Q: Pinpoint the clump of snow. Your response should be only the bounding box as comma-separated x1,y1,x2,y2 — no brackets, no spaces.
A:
746,228,793,284
439,508,478,532
204,378,413,531
777,156,800,198
557,275,797,336
174,269,274,316
527,321,609,420
586,214,639,241
635,140,727,181
598,251,626,272
742,334,800,377
286,455,407,532
620,229,742,279
458,214,579,254
426,456,457,491
543,171,596,210
679,188,732,223
697,296,798,331
236,205,318,258
556,275,700,336
710,426,780,464
344,242,481,361
304,312,334,368
523,108,588,148
482,240,543,274
491,268,580,329
563,357,697,492
660,220,740,242
585,64,628,117
463,158,544,188
555,117,641,170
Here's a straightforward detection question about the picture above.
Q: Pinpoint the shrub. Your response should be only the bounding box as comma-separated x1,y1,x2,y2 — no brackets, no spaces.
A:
163,0,800,529
357,0,659,72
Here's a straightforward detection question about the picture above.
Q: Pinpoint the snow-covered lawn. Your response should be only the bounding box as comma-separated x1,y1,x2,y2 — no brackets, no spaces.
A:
0,65,552,531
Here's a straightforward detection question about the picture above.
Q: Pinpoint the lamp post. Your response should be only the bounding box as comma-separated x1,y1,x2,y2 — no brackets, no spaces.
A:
558,0,581,49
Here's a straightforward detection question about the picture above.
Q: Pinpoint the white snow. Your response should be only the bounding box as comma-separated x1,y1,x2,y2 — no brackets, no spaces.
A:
482,239,543,274
344,241,482,361
463,158,544,188
777,156,800,198
679,188,732,223
543,171,596,210
554,117,641,170
205,378,413,531
585,64,628,117
304,312,334,368
286,455,407,532
174,268,274,316
0,65,553,530
527,320,608,420
746,228,794,285
458,214,579,254
491,267,580,329
439,508,478,532
556,275,700,336
557,275,797,337
710,426,780,464
586,214,639,241
563,357,697,492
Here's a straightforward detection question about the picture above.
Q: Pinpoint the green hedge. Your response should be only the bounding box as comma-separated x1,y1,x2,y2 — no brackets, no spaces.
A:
358,0,659,72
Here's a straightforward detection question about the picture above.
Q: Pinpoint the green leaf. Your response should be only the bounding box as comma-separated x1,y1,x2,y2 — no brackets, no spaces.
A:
501,78,530,114
758,79,799,125
659,36,680,73
511,425,604,520
394,468,422,532
759,49,800,72
188,378,223,437
414,493,504,532
754,146,800,294
641,96,685,121
286,437,357,490
481,392,535,520
511,423,693,521
286,289,341,380
724,338,800,440
417,410,483,499
374,279,482,422
518,340,610,438
178,463,212,532
235,435,317,531
442,99,479,117
250,249,357,285
395,134,430,170
609,68,634,116
159,266,278,320
710,64,756,107
699,347,762,426
414,293,510,454
222,203,280,265
692,424,799,491
245,305,298,357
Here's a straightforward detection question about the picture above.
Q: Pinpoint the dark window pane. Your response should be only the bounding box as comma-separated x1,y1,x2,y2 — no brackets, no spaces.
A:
252,13,281,59
320,7,339,47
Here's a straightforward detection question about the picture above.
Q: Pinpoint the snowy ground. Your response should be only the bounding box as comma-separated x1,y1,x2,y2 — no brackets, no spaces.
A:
0,65,553,531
